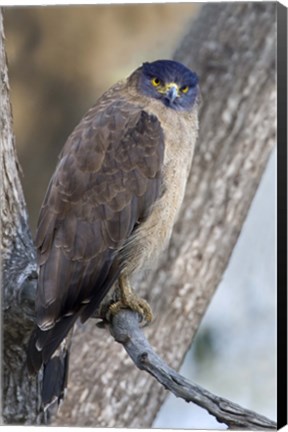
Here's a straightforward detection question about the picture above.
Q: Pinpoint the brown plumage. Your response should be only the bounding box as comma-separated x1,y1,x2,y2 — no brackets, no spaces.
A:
27,60,199,409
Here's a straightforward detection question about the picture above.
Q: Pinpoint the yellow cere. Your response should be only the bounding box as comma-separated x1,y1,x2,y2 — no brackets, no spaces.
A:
150,79,189,96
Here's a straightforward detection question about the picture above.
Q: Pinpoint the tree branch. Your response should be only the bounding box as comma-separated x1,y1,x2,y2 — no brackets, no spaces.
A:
109,310,277,430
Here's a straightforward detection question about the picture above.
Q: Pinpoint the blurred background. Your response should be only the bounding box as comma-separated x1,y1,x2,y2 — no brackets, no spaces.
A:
3,4,276,428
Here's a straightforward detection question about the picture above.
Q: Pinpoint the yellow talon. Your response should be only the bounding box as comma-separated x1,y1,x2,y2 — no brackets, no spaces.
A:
108,274,153,325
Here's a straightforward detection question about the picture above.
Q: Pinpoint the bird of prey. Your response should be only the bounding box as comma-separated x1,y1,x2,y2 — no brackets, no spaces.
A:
27,59,199,409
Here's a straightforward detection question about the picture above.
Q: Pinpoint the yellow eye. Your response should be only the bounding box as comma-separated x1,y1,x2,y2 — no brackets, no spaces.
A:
151,77,161,87
181,85,189,94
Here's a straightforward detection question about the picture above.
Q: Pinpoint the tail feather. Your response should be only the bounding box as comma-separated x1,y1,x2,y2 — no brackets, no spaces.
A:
27,315,77,371
27,317,76,412
42,342,70,412
26,269,119,411
38,315,78,363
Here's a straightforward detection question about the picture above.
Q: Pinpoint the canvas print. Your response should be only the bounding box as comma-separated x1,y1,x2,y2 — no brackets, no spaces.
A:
1,2,277,428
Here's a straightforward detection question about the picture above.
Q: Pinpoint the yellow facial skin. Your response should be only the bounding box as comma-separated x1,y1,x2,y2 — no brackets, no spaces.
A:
151,78,189,98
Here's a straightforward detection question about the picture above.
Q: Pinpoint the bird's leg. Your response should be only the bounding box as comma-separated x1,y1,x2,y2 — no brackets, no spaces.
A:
108,274,153,325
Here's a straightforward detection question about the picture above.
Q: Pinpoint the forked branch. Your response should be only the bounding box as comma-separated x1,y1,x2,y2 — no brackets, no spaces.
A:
109,310,276,430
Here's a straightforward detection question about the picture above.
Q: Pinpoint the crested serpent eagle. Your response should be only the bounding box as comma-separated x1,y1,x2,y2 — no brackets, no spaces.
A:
27,59,200,409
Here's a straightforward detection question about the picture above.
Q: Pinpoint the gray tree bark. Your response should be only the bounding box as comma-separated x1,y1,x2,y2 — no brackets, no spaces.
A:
1,10,44,425
1,2,276,427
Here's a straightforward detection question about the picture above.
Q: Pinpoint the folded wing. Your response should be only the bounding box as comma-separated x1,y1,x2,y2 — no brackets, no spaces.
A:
27,95,165,373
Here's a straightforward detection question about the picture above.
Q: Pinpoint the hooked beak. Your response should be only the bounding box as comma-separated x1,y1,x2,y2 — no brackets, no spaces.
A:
164,83,179,104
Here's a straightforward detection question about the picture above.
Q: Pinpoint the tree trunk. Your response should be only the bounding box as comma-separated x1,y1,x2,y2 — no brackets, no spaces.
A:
1,3,276,427
0,9,43,424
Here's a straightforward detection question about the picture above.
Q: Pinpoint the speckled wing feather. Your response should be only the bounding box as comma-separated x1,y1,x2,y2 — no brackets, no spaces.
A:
27,89,164,373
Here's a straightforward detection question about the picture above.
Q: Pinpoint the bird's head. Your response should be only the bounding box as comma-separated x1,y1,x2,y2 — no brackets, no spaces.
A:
134,59,199,111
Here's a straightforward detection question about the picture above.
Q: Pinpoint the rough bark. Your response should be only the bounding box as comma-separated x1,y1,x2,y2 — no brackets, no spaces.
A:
0,10,45,425
1,2,276,427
